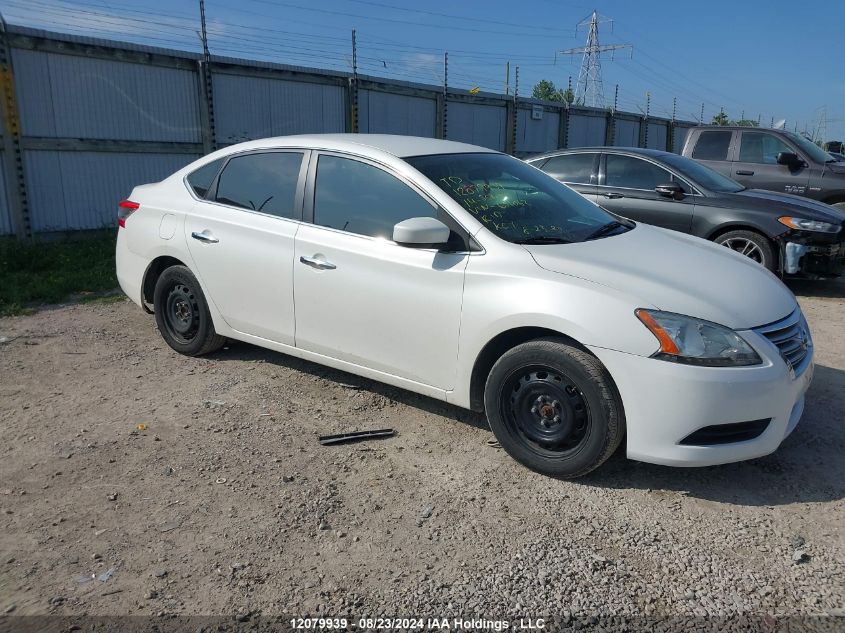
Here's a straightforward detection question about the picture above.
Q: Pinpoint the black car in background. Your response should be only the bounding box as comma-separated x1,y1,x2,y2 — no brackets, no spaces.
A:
526,147,845,277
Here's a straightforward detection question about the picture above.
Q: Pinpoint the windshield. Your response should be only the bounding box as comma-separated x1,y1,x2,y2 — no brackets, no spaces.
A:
405,153,629,244
660,153,745,193
784,131,836,163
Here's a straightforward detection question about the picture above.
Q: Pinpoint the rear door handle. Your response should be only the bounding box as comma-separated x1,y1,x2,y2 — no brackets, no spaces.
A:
191,230,219,244
735,170,755,176
300,255,336,270
603,192,624,199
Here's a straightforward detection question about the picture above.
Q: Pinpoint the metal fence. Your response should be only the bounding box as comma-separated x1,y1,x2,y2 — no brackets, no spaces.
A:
0,24,698,237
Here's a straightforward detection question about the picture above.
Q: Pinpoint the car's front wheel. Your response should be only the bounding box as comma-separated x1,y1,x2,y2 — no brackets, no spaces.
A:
713,229,776,271
153,265,226,356
484,338,624,478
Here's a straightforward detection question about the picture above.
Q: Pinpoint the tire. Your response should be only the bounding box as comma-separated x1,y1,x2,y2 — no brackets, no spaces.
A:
153,265,226,356
713,229,776,271
483,338,624,478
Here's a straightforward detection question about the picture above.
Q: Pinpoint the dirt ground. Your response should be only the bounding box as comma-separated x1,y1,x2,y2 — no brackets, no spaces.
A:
0,280,843,625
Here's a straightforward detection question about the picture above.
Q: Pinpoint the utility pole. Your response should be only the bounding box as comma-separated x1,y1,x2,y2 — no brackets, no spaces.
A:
351,29,359,133
442,52,448,139
199,0,210,62
700,103,705,125
559,11,631,108
197,0,216,154
505,61,510,96
510,66,519,155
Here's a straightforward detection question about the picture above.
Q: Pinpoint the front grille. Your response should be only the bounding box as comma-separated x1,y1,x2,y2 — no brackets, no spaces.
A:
755,309,812,376
679,419,771,446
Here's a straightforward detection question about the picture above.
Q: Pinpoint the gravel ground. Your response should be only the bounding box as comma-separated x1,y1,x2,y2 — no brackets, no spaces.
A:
0,280,843,627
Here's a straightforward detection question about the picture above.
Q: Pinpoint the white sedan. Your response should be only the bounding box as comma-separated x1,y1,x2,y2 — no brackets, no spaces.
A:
116,134,813,478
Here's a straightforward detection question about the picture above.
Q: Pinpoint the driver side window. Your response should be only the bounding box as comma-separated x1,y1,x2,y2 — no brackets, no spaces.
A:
605,155,672,190
314,155,436,239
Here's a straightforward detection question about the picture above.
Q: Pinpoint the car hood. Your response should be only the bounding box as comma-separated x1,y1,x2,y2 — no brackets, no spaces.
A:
525,224,796,330
731,189,845,223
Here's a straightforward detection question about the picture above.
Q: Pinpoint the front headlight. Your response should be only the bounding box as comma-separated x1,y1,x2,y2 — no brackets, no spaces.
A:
636,309,762,367
778,216,840,233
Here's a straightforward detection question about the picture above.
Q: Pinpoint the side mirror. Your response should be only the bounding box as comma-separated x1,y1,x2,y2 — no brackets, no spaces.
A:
776,151,801,167
393,217,451,248
655,182,684,200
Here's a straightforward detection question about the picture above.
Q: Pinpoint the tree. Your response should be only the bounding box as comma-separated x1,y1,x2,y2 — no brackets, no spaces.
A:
711,111,729,126
532,79,567,103
562,87,575,105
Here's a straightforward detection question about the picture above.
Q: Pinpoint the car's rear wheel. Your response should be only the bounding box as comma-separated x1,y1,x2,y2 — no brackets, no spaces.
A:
484,338,624,478
714,230,776,271
153,265,226,356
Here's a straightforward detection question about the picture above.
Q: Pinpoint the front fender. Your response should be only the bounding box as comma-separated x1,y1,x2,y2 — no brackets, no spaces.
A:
449,251,659,409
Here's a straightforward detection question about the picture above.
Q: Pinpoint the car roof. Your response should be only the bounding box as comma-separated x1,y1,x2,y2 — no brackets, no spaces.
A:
528,147,676,161
217,134,497,158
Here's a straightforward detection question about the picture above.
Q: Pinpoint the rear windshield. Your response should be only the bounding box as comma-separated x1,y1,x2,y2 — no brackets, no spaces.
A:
406,153,626,244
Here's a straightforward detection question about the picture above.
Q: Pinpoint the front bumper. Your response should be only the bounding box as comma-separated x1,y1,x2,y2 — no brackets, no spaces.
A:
588,328,814,467
779,231,845,277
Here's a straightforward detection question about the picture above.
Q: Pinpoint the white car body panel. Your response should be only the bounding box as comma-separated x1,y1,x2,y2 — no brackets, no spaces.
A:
115,133,812,469
293,223,468,390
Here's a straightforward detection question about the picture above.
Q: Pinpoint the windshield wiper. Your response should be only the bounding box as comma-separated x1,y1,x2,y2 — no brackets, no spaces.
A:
585,220,628,241
514,236,572,245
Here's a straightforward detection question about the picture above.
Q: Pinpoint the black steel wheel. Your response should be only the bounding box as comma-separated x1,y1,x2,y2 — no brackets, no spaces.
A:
153,265,226,356
162,282,200,345
484,338,624,478
503,366,591,457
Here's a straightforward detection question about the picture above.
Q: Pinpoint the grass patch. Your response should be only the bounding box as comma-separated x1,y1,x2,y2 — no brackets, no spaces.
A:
0,232,118,316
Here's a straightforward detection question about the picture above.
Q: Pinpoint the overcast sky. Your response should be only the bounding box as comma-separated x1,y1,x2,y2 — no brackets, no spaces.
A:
4,0,843,140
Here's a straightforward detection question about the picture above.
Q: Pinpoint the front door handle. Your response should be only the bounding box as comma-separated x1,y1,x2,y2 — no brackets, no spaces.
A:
603,192,624,199
191,230,219,244
300,255,337,270
735,170,755,176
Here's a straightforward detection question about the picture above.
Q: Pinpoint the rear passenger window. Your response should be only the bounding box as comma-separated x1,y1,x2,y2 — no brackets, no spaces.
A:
541,153,596,184
739,132,793,164
691,131,732,161
606,155,672,190
215,152,303,219
186,158,224,198
314,155,435,239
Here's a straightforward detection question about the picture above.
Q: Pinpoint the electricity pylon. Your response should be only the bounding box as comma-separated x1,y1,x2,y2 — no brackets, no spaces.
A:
560,10,632,108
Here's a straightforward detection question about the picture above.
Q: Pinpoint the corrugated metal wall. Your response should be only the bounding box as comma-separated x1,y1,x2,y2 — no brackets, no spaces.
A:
446,101,507,151
614,118,640,147
674,126,693,153
24,151,197,232
13,49,201,142
646,122,668,150
2,26,699,235
568,114,607,148
516,106,560,155
359,90,436,137
213,74,345,145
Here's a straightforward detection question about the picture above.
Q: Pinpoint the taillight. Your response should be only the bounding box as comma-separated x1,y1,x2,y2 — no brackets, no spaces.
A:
118,200,140,228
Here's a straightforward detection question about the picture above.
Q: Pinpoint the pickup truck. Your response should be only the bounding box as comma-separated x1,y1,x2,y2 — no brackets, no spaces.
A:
681,126,845,212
